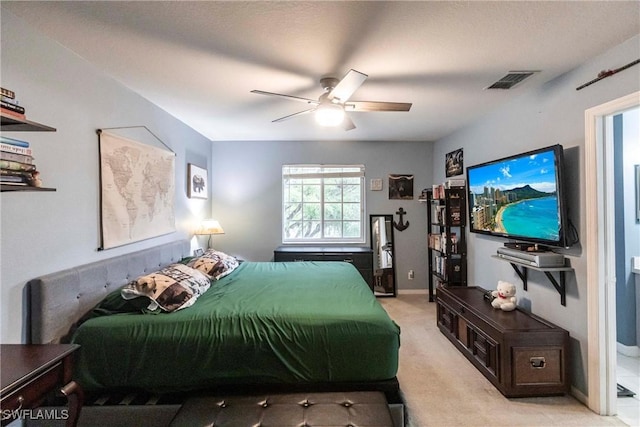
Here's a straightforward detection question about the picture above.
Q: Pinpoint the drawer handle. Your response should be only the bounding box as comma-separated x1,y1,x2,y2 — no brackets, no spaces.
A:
11,395,25,411
343,259,354,263
530,357,546,369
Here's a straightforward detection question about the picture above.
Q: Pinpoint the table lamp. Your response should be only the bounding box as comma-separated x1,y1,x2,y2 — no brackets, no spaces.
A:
195,219,225,248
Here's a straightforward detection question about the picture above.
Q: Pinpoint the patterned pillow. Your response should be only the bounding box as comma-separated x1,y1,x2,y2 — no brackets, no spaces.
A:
187,249,239,280
121,263,211,312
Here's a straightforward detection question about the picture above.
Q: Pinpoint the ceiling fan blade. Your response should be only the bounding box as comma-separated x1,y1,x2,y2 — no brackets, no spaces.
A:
345,101,412,112
272,108,316,123
251,90,319,105
328,69,368,103
342,115,356,131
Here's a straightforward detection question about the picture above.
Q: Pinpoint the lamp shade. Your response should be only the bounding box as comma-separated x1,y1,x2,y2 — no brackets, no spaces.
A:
195,219,225,235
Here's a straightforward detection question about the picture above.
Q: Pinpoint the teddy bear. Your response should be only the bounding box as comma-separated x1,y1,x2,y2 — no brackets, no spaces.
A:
491,281,517,311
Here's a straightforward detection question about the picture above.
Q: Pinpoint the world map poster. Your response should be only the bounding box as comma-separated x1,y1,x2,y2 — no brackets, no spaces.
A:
99,131,175,249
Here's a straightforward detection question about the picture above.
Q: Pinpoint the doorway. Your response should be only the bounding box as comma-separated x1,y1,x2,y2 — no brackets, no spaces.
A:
585,92,640,417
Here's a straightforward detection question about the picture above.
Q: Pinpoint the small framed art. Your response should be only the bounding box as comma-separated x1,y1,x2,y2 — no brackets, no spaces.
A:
188,163,208,199
446,148,463,177
389,174,414,200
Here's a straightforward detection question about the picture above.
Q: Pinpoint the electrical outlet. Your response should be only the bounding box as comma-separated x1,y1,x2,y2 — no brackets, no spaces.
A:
408,270,414,280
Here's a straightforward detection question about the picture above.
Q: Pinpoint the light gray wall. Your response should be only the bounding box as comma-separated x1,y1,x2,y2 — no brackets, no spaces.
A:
209,140,433,290
432,35,640,396
0,11,213,343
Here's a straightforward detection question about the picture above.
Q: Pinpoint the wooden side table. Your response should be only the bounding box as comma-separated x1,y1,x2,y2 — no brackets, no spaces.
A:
1,344,83,427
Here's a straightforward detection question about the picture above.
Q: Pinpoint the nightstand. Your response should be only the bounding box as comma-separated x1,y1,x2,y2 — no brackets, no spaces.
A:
1,344,83,426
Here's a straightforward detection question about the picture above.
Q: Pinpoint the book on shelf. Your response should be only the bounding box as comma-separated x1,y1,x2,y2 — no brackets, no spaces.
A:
445,178,466,189
0,159,36,172
1,174,28,184
1,107,26,121
432,183,445,199
0,150,33,164
436,205,446,225
1,95,18,104
428,232,458,254
0,135,31,148
0,99,25,114
448,194,462,225
0,143,32,156
1,168,41,187
0,87,15,99
0,182,29,187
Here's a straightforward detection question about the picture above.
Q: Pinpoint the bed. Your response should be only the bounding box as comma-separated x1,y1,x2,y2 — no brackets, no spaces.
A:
27,240,401,400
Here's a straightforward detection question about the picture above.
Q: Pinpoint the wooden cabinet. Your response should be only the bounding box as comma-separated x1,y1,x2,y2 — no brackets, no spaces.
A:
274,246,374,291
436,286,569,397
1,112,57,192
426,187,467,301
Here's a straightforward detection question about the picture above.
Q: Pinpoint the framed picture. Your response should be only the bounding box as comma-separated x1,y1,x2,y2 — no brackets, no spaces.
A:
389,174,414,200
370,178,383,191
188,163,208,199
446,148,464,177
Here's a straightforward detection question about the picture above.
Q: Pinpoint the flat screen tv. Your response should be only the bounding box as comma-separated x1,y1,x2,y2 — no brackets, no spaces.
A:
466,144,570,248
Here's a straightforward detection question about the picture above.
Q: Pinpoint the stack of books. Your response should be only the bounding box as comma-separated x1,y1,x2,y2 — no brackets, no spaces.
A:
1,86,44,188
1,86,26,121
1,135,40,188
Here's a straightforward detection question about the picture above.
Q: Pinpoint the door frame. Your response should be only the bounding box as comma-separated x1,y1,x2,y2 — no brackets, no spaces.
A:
585,91,640,415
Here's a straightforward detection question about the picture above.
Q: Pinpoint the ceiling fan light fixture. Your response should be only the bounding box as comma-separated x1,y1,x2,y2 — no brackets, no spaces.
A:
315,103,345,127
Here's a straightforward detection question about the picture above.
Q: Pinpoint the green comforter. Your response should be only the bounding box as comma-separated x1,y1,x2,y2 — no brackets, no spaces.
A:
72,261,400,392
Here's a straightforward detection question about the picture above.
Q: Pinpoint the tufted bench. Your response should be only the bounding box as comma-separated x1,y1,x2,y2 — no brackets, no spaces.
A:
169,391,394,427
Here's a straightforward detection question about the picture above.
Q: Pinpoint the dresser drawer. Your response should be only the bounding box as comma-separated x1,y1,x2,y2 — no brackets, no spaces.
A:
1,362,63,412
273,247,374,290
513,347,564,387
274,252,323,262
322,253,371,270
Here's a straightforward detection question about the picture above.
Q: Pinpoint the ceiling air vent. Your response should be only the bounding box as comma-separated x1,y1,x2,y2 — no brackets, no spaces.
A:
486,71,538,90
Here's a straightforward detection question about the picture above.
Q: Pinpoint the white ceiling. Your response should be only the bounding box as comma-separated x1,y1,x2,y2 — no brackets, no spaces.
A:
3,1,639,142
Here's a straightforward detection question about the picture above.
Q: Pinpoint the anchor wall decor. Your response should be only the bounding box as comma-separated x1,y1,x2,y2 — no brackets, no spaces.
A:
394,207,409,231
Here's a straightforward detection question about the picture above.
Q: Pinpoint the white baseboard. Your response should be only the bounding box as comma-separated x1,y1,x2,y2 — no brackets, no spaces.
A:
398,289,428,295
617,342,640,357
571,385,588,406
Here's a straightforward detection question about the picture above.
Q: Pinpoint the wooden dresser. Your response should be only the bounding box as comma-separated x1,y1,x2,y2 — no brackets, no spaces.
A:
436,286,569,397
274,246,373,290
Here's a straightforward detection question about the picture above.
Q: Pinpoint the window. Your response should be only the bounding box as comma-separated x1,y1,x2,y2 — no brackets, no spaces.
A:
282,164,365,243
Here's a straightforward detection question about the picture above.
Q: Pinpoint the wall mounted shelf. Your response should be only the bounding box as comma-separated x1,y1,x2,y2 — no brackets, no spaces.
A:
1,185,56,192
492,255,573,306
1,112,57,192
1,113,56,132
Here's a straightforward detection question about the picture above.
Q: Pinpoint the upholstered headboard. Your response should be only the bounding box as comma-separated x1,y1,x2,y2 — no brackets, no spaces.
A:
27,240,191,344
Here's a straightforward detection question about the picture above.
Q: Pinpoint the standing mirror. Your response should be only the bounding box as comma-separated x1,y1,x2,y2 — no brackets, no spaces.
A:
370,214,397,297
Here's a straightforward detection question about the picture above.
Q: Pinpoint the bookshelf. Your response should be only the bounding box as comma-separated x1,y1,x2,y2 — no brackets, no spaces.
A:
426,186,467,301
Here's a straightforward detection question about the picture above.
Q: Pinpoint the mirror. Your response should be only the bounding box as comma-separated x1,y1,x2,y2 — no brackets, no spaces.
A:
370,215,397,297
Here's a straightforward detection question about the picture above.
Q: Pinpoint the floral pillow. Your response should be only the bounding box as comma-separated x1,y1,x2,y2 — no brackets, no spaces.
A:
121,263,211,312
187,249,239,280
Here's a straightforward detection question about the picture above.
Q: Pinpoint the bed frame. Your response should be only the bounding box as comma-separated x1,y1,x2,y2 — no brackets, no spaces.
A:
26,240,401,403
27,240,190,345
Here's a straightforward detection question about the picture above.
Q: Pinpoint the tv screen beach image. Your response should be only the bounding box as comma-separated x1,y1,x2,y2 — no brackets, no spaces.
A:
467,149,560,242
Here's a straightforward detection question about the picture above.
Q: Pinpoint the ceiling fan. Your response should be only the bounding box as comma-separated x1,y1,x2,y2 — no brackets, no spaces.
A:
251,69,412,131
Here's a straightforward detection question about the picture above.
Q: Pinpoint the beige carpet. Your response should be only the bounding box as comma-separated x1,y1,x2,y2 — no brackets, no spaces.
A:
379,293,627,427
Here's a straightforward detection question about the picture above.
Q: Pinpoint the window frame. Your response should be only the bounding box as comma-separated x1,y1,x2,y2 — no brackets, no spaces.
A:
282,164,366,244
